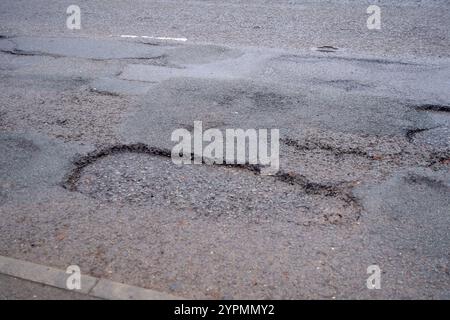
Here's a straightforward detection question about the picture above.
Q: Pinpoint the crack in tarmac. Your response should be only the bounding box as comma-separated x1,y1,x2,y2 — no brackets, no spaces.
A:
412,104,450,113
275,54,420,66
281,137,372,159
1,46,168,63
405,126,441,142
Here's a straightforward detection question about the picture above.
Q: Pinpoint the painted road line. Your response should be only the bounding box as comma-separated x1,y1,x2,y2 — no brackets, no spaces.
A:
120,35,188,42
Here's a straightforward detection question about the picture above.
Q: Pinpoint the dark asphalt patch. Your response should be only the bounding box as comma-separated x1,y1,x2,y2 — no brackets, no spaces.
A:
216,90,305,111
166,44,243,65
251,91,304,111
3,36,167,61
404,106,450,148
321,79,372,92
124,77,432,140
405,174,450,191
0,136,39,172
0,132,88,191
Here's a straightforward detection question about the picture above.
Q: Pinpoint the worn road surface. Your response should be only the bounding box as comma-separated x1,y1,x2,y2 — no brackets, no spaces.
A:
0,0,449,299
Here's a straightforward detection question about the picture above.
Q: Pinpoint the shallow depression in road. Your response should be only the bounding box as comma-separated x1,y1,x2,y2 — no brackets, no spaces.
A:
67,147,360,225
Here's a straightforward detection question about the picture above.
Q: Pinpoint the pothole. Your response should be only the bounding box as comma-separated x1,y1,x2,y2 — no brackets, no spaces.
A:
280,129,449,185
63,144,361,225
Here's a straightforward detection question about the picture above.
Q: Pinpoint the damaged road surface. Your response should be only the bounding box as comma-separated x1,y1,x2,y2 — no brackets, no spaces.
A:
0,29,450,299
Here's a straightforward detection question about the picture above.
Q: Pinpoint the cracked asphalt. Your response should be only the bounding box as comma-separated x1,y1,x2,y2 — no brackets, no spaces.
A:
0,0,449,299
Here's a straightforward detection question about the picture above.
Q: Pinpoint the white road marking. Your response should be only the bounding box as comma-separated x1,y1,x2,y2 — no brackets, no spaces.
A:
120,35,187,42
141,35,188,42
120,34,139,38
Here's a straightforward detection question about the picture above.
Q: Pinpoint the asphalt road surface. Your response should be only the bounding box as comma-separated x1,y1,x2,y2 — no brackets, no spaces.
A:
0,0,449,299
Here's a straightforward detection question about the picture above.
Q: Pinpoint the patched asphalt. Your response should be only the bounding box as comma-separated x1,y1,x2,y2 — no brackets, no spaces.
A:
0,5,449,299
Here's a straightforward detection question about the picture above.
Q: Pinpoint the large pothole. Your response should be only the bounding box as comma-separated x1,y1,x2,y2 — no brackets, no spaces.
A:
64,144,361,225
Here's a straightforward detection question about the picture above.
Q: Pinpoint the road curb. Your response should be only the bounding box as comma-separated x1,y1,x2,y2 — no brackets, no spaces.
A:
0,255,182,300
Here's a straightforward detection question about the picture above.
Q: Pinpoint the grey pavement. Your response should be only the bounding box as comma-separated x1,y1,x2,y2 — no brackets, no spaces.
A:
0,0,449,299
0,273,99,300
0,255,181,299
